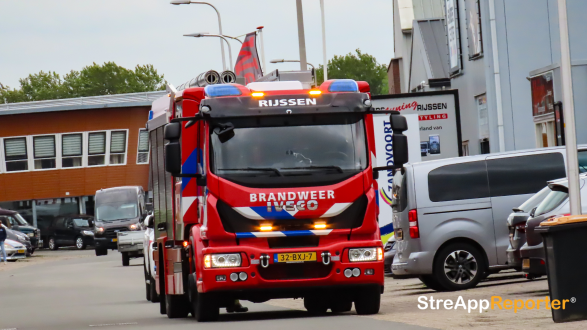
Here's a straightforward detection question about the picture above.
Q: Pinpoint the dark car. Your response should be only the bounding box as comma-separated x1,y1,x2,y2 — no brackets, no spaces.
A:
94,186,146,256
383,235,397,275
505,186,551,271
520,178,576,278
45,215,95,250
2,224,33,256
0,208,41,251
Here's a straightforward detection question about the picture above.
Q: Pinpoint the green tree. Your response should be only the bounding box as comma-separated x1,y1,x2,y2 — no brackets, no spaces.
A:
316,49,389,95
1,62,166,104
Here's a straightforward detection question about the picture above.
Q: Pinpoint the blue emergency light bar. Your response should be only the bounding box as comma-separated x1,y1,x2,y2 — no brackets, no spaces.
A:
205,84,242,98
328,79,359,92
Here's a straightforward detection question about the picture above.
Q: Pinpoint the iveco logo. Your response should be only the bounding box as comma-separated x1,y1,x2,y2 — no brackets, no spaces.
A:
267,200,318,212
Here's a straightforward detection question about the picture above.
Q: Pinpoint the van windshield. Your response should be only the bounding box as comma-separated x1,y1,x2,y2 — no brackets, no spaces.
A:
95,190,139,222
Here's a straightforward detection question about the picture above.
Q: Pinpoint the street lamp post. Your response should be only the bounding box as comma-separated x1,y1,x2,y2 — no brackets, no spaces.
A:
184,33,234,71
170,0,227,71
295,0,308,71
320,0,328,81
557,0,582,215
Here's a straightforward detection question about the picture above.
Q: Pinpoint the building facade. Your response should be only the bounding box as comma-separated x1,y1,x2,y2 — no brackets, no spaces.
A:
389,0,587,156
0,91,165,230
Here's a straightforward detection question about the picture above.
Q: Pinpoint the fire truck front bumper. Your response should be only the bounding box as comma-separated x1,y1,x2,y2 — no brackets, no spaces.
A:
197,241,385,297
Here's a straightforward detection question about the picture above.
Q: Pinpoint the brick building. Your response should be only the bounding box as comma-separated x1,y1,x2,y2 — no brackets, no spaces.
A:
0,91,165,230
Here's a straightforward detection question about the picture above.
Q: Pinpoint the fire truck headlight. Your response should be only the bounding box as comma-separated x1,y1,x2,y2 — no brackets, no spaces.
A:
348,248,378,262
205,253,242,268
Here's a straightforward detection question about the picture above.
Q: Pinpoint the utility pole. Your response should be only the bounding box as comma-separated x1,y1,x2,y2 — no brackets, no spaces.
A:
295,0,308,71
558,0,582,215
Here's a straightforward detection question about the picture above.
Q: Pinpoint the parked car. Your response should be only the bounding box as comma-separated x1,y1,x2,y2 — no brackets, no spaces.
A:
2,224,33,256
383,234,397,275
45,215,95,250
520,176,583,278
0,208,41,251
391,146,587,291
505,186,551,271
94,186,147,256
142,214,159,302
3,239,27,261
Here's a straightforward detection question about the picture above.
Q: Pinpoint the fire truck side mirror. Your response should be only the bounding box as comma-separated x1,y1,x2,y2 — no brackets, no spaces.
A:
164,122,181,140
165,141,182,175
390,113,409,170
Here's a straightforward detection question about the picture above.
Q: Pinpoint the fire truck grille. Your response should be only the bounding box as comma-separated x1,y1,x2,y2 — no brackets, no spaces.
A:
258,262,332,280
104,227,128,238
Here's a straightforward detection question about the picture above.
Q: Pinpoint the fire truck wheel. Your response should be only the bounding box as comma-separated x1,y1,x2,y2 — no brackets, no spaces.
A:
304,296,328,314
330,298,353,313
122,252,130,267
354,286,381,315
166,294,190,319
192,292,219,322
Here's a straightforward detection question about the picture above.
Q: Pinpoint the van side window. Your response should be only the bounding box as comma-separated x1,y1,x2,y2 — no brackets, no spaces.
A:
428,161,489,202
486,153,565,197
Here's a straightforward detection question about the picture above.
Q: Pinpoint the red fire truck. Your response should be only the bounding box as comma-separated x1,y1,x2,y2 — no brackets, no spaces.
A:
147,78,408,321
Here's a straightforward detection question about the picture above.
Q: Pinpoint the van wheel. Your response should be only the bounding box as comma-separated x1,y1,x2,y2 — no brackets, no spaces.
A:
144,263,151,301
354,286,381,315
75,236,86,250
418,275,445,291
48,237,58,251
433,243,485,291
150,274,159,303
122,252,130,266
95,248,108,256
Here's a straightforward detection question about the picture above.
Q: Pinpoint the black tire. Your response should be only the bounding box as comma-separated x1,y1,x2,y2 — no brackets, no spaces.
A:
166,294,190,319
159,250,167,315
122,252,130,267
354,286,381,315
144,263,151,301
30,248,35,255
418,275,445,291
150,274,159,303
304,296,328,315
48,237,58,251
95,248,108,256
188,273,219,321
75,236,86,250
433,243,486,291
330,298,352,313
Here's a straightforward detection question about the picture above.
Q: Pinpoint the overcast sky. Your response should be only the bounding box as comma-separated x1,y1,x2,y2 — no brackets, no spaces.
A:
0,0,394,89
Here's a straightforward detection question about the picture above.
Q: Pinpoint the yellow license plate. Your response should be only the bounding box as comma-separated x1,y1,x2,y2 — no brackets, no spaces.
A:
18,249,25,253
112,239,117,242
275,252,316,263
523,259,530,268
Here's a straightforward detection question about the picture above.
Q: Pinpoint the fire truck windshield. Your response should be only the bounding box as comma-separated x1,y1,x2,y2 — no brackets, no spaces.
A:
211,114,367,188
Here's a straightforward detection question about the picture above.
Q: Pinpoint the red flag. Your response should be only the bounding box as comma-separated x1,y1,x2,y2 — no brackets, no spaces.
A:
234,32,263,84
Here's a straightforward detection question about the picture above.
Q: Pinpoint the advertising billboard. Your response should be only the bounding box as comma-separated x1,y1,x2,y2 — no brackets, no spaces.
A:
445,0,462,73
371,90,462,239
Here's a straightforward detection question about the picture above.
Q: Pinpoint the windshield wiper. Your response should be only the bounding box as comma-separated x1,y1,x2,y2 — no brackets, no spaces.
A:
218,167,283,177
281,165,344,173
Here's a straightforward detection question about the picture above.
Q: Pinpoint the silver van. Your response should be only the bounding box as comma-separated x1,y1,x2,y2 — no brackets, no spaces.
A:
391,146,587,291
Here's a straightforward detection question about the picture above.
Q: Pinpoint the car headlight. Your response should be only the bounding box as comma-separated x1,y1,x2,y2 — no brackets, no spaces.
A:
348,247,383,262
96,227,104,234
130,224,138,231
82,230,95,236
27,233,35,237
204,253,242,268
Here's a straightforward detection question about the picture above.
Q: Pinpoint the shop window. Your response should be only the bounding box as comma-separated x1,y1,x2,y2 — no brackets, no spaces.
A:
110,131,127,165
4,137,28,172
33,135,56,170
137,129,150,164
62,133,83,168
88,132,106,166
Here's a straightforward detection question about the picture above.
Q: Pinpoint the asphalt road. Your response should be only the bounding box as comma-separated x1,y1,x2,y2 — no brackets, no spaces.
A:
0,250,433,330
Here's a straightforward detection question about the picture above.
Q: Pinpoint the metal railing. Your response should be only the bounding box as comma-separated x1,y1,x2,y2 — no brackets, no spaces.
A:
0,91,167,112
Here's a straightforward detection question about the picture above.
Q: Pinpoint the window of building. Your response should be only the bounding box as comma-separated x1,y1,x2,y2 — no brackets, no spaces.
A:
535,121,556,148
4,137,28,172
137,129,150,164
462,140,470,156
465,0,483,59
486,153,565,197
445,0,463,74
428,161,489,202
88,132,106,166
33,135,56,170
110,131,127,165
62,133,83,168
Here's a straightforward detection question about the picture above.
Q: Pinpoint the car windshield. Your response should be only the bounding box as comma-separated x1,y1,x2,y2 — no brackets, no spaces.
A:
14,213,29,225
535,186,569,216
96,203,138,221
519,186,551,213
211,114,367,187
73,218,91,227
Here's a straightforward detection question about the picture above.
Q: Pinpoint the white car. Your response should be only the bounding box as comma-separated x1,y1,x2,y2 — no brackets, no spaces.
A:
3,239,27,261
143,215,158,302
